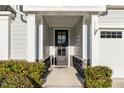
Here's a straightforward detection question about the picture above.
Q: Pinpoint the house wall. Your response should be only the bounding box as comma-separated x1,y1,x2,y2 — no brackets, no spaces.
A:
99,10,124,26
69,28,74,46
9,6,124,77
69,27,75,57
73,17,83,58
0,16,10,60
99,9,124,78
11,13,27,59
48,27,55,57
43,17,51,58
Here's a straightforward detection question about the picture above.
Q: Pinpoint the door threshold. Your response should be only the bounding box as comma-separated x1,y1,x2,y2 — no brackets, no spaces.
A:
53,65,69,68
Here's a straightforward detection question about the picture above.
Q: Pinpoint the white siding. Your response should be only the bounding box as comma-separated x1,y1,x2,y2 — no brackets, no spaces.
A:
0,16,10,60
99,10,124,28
99,9,124,78
11,13,27,59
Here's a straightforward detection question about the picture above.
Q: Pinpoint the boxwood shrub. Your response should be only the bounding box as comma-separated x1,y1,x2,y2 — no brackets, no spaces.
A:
83,66,112,88
0,60,45,88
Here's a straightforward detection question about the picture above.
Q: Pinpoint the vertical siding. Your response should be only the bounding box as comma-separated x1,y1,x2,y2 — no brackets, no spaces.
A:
11,13,27,59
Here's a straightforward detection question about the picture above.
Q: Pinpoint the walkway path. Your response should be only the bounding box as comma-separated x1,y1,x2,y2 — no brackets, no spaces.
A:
43,67,83,88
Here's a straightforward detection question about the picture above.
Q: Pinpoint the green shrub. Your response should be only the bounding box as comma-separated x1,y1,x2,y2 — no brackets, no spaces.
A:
83,66,112,88
0,60,29,76
0,60,45,88
0,73,34,88
28,62,45,87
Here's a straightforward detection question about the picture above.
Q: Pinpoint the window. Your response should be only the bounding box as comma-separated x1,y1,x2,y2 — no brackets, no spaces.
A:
100,31,122,38
55,30,68,46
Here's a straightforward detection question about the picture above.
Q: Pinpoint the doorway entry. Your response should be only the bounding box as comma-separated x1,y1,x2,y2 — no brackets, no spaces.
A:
55,29,69,66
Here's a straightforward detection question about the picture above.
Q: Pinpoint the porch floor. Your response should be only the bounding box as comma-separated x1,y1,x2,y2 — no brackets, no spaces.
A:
43,67,84,88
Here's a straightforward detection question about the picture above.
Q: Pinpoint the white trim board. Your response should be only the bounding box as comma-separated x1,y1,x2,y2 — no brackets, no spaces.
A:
23,6,106,12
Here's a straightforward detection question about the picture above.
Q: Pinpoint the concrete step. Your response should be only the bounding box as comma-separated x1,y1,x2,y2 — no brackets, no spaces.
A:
44,85,83,88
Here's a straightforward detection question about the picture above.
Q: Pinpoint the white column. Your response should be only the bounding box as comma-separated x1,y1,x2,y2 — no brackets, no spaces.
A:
27,14,36,62
82,16,88,60
91,15,99,66
39,16,43,60
0,16,10,60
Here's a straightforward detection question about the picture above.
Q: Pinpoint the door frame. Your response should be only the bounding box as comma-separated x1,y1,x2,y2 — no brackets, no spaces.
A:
53,28,70,67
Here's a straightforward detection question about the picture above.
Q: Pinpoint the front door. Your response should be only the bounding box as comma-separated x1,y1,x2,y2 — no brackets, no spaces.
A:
55,29,68,66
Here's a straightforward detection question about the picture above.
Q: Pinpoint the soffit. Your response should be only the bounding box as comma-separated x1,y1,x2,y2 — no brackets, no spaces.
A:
44,16,81,27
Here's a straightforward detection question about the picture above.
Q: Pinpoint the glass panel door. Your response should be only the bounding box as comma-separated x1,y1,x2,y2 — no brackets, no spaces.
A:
55,30,68,66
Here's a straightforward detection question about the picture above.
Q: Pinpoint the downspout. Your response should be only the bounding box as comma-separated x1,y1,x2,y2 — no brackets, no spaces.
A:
20,5,27,23
11,5,27,23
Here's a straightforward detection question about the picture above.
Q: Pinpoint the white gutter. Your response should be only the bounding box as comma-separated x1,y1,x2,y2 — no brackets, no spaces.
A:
23,6,106,12
14,9,26,16
107,5,124,9
10,5,27,23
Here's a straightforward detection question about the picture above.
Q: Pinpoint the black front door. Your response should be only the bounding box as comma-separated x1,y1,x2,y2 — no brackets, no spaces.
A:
55,30,68,66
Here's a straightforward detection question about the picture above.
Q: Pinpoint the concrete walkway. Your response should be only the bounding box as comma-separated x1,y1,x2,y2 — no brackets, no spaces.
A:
112,78,124,88
43,67,84,88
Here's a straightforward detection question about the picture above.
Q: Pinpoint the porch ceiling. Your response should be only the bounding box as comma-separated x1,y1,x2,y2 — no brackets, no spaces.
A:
44,16,81,27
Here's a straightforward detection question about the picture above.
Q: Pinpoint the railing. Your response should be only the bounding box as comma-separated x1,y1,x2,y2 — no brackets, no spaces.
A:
42,55,53,78
72,56,84,77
